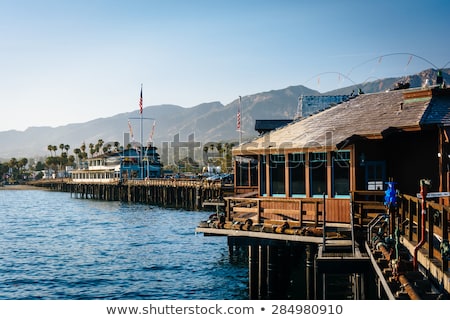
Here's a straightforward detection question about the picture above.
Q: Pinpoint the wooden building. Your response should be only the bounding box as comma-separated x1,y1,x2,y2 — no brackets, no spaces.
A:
232,86,450,223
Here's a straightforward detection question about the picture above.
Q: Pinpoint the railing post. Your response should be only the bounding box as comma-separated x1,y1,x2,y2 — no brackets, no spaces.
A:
256,199,261,223
322,193,326,250
428,205,434,259
442,207,449,272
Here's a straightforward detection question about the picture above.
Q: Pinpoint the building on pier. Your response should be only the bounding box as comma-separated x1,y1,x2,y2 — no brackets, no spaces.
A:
70,145,162,183
197,84,450,299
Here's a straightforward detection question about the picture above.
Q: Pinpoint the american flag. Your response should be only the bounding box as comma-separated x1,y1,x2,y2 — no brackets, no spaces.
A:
139,85,143,114
237,96,241,130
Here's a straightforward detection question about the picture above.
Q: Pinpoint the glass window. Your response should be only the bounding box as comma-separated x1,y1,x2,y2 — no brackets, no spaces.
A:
310,152,327,197
250,159,258,186
289,153,306,197
333,151,350,197
236,161,249,186
270,154,285,196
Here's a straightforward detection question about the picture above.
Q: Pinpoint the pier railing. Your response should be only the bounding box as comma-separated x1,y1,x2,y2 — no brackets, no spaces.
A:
224,196,351,227
126,178,223,189
225,191,450,272
398,194,449,271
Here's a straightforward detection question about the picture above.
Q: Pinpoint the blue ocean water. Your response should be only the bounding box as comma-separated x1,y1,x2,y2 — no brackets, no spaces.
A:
0,189,248,300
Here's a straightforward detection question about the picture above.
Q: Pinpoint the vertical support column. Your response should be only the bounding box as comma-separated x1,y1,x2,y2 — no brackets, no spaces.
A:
227,237,234,257
266,245,278,298
428,207,434,259
248,243,259,300
258,244,267,299
443,208,449,272
305,244,316,299
226,198,231,221
195,186,200,211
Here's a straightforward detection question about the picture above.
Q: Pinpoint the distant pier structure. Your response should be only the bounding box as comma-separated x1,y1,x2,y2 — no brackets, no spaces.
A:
30,178,231,211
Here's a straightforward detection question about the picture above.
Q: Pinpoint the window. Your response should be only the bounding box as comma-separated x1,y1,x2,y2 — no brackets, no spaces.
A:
270,154,285,196
310,152,327,197
236,161,249,186
289,153,306,197
365,161,386,191
235,156,258,187
333,151,350,197
260,155,267,196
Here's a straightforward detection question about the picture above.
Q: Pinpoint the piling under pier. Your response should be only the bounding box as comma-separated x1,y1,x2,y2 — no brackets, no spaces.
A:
28,179,227,210
197,227,373,299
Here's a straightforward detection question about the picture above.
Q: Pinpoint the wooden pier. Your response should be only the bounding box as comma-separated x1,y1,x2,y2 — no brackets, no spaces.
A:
196,190,450,300
28,178,232,211
28,179,450,300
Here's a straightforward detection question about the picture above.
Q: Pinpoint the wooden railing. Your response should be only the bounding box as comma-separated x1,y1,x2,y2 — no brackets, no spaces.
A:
127,178,223,189
351,190,449,272
225,191,450,272
399,194,449,271
224,196,351,227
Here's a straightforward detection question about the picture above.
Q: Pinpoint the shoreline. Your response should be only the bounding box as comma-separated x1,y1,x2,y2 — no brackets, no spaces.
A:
0,184,47,191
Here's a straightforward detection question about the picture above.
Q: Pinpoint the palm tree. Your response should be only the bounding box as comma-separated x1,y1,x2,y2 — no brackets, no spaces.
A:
68,155,75,166
80,142,86,154
96,139,104,154
73,148,81,167
216,142,223,157
64,144,70,155
59,144,65,156
89,143,95,158
8,158,18,180
48,145,53,157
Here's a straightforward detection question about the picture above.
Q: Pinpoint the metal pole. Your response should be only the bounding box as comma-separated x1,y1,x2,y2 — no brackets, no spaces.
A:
139,83,144,180
414,179,430,270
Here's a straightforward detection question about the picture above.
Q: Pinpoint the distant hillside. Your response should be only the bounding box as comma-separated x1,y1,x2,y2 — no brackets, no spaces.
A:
0,68,448,160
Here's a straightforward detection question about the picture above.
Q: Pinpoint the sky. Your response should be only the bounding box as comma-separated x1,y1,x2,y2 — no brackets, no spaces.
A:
1,0,449,132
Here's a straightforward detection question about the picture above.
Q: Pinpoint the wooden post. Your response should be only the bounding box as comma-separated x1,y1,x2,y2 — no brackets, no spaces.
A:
306,244,316,299
266,245,278,298
428,206,434,259
258,244,267,299
248,244,259,299
442,207,449,272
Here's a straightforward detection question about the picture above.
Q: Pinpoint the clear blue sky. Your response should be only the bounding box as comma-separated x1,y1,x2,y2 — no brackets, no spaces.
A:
1,0,449,131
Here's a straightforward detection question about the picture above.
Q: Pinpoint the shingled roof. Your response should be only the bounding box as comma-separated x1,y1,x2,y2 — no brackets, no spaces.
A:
234,87,450,154
254,119,293,134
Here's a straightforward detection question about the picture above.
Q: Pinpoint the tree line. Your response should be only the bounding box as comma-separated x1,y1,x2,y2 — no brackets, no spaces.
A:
1,139,236,183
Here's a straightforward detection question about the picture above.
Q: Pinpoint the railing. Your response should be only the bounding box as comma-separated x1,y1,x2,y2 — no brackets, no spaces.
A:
352,190,449,272
127,178,223,189
224,196,351,227
225,191,450,272
399,194,449,271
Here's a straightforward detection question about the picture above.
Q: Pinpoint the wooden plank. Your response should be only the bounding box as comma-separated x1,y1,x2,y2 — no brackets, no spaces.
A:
263,208,299,215
233,207,259,213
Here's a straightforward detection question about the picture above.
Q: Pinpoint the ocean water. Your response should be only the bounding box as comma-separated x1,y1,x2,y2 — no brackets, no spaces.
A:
0,189,248,300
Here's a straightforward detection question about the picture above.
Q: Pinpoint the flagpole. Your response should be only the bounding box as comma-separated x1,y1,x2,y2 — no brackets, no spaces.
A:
140,83,144,179
238,96,242,144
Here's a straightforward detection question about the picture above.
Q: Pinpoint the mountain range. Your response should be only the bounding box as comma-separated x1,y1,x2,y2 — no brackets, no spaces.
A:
1,68,448,161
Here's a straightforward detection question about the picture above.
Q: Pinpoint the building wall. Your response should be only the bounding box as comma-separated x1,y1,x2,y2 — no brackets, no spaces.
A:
355,130,439,196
